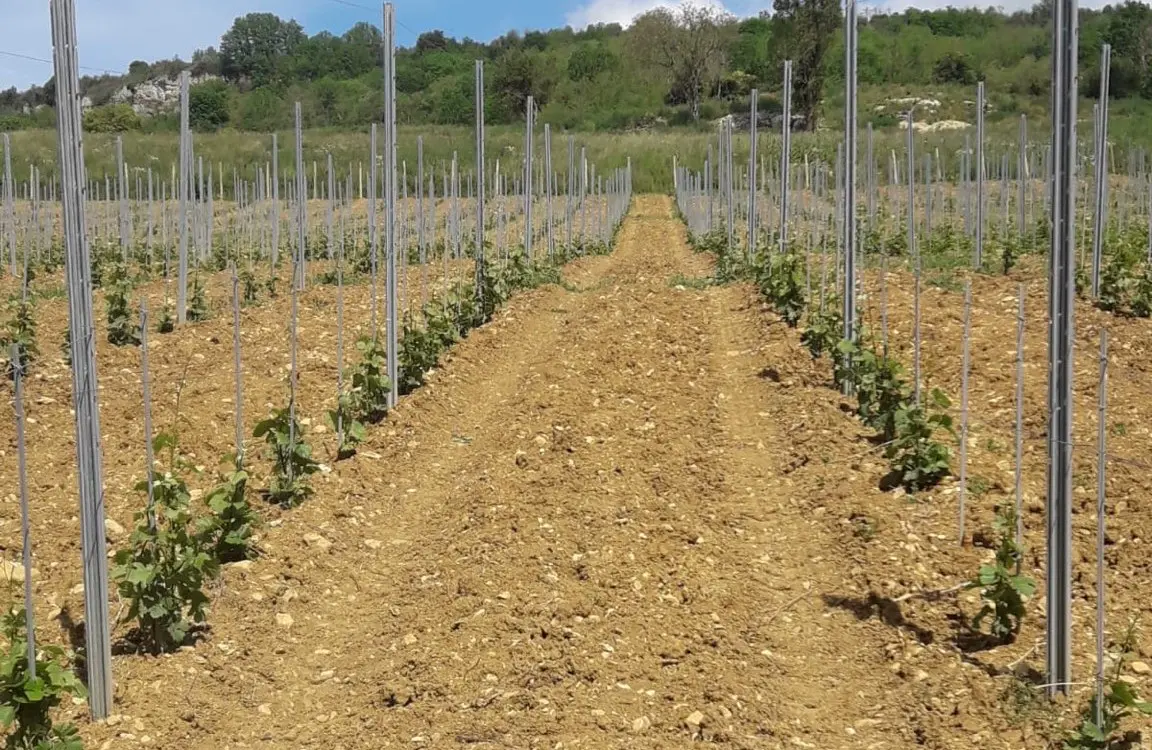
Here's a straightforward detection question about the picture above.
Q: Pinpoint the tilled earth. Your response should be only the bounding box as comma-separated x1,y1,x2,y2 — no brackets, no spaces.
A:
1,195,1148,748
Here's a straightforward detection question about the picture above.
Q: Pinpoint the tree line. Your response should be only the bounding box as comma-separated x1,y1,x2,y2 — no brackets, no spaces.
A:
1,0,1151,134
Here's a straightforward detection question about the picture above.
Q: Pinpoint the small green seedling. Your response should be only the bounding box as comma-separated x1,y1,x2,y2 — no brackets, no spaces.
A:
254,407,320,508
112,433,218,653
800,302,842,360
1,298,38,378
1066,622,1152,749
398,315,444,396
886,389,954,493
0,608,86,750
187,277,209,322
198,458,258,563
967,507,1034,643
327,392,366,461
348,337,392,424
105,263,139,347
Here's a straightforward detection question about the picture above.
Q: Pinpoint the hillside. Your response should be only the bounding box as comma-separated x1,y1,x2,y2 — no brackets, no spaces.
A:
1,2,1151,134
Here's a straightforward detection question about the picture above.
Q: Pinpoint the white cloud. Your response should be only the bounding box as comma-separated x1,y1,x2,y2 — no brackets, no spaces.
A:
565,0,733,29
0,0,313,90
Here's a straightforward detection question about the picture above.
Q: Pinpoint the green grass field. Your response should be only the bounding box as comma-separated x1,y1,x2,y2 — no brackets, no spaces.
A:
5,86,1152,195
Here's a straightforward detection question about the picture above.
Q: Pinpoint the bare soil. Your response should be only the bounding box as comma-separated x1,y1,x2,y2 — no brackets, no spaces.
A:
0,195,1148,748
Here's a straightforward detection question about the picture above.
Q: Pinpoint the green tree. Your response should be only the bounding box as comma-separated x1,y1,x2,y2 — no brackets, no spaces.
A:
491,47,556,121
1104,1,1152,96
770,0,841,130
340,22,383,76
631,3,735,121
729,17,773,83
127,60,150,83
416,30,451,54
191,47,222,77
568,41,617,81
220,13,306,86
189,79,230,131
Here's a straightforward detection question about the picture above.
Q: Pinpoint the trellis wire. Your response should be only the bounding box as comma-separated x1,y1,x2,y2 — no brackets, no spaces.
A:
975,81,985,269
336,206,346,449
271,133,280,267
3,132,14,277
369,123,379,334
116,135,127,260
524,95,533,259
290,102,304,484
544,123,553,260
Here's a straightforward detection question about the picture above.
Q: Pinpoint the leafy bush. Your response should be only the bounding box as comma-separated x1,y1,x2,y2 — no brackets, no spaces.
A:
833,337,863,393
423,304,462,350
254,408,319,508
933,52,979,85
240,267,260,306
156,301,175,334
188,80,231,131
112,434,219,652
0,608,85,750
82,104,141,133
853,349,909,443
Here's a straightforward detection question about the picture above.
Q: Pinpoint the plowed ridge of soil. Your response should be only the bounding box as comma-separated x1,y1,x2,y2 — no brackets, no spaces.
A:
80,196,927,749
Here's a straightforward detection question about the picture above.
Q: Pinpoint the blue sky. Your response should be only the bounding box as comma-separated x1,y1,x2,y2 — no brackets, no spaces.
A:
0,0,1062,91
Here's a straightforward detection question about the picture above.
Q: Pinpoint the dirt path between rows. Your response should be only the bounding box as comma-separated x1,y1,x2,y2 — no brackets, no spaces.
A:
80,196,930,749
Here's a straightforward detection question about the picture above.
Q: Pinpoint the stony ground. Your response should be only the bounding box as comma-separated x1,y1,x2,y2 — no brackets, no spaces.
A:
2,195,1150,748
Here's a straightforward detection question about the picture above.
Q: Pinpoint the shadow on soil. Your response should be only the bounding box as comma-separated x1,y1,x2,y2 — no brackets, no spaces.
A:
822,592,936,644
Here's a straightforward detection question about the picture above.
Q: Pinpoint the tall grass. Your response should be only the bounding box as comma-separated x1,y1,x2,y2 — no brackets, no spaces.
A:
6,89,1152,194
